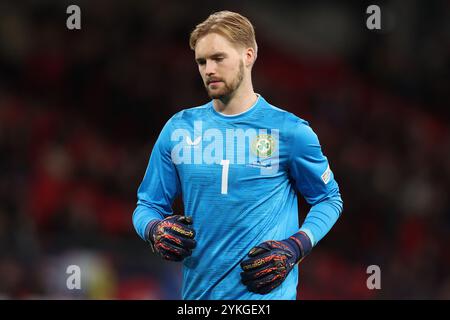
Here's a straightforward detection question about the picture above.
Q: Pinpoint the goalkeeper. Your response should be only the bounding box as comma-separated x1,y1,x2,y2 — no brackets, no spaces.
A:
132,11,343,300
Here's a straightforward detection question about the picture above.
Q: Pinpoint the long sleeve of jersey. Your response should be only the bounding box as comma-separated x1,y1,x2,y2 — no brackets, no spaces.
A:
288,119,343,247
132,118,181,240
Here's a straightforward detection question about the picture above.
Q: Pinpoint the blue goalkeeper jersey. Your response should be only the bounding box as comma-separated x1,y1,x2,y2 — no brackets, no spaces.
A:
133,95,343,300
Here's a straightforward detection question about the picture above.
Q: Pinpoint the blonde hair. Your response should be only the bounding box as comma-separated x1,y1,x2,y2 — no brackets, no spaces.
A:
189,11,257,57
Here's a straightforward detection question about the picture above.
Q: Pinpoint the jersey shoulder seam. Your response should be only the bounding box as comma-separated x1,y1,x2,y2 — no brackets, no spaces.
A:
171,102,210,120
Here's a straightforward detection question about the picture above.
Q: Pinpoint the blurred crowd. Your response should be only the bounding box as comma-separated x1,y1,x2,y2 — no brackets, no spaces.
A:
0,0,449,299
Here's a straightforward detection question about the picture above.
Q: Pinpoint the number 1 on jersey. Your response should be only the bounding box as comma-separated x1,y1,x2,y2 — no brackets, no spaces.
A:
220,159,230,194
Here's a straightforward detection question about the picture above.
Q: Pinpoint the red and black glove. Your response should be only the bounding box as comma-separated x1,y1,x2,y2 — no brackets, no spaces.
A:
240,232,312,294
146,215,197,262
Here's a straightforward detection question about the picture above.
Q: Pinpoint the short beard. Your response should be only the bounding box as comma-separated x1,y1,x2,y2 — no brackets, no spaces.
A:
206,61,245,102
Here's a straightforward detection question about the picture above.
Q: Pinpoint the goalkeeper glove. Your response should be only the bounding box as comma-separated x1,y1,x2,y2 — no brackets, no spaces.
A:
240,231,312,294
146,215,196,262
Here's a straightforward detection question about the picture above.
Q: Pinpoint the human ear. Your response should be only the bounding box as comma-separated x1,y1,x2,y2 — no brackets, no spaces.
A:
244,47,256,67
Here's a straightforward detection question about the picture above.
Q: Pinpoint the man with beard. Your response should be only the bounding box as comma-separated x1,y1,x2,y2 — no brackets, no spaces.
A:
132,11,343,300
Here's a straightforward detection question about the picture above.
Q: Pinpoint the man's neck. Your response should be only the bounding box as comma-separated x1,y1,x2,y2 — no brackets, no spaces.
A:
213,83,258,116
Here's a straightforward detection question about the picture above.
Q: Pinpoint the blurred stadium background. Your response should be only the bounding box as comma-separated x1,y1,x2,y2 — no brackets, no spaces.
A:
0,0,449,299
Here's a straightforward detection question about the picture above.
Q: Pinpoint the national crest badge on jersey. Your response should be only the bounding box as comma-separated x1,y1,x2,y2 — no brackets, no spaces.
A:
251,134,276,158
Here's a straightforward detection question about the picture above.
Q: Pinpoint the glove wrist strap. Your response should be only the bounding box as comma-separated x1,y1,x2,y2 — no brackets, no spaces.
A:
287,231,313,264
145,219,161,252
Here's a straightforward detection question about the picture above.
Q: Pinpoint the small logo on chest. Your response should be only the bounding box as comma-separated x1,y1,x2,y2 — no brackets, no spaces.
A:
250,134,276,158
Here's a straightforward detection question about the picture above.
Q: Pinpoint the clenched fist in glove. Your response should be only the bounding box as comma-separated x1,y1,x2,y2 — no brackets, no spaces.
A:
240,232,312,294
146,215,197,262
